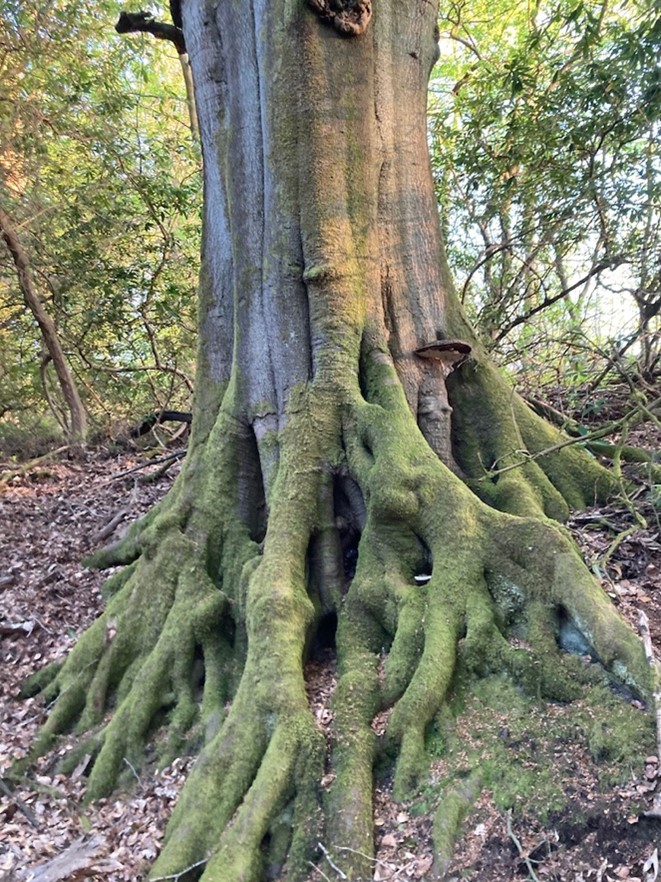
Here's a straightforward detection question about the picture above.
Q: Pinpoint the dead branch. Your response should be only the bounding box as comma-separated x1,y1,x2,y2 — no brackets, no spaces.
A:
639,609,661,819
0,778,41,829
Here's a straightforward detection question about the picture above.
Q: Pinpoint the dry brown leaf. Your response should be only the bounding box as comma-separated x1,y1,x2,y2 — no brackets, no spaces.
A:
414,854,433,878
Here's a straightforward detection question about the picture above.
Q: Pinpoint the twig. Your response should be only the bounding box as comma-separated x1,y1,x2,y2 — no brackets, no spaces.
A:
506,811,540,882
336,845,417,879
151,857,208,881
318,842,348,880
639,610,661,752
30,613,53,635
484,395,661,481
0,778,41,829
601,524,641,566
638,610,661,818
122,757,143,791
308,861,334,882
599,426,648,566
336,845,377,862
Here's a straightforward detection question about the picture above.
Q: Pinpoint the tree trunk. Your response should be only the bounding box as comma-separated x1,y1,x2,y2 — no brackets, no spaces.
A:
24,2,649,880
0,204,88,444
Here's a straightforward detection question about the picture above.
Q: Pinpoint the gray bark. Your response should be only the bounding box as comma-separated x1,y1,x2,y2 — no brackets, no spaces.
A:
183,0,465,471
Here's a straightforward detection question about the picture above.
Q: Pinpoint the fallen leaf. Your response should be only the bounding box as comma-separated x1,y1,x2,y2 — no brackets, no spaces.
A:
414,855,433,878
643,848,659,882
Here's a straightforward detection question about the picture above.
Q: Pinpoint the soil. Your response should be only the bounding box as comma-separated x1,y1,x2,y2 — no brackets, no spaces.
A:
0,420,660,882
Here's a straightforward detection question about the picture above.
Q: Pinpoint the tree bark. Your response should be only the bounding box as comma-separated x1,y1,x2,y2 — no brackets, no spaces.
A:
0,204,88,444
23,2,650,881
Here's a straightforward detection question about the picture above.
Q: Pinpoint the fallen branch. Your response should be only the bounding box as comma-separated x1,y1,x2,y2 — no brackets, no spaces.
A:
103,449,186,484
507,811,540,882
639,610,661,819
130,409,192,438
0,446,68,492
318,843,348,880
91,507,130,544
139,451,184,483
24,835,106,882
0,620,36,637
0,778,41,829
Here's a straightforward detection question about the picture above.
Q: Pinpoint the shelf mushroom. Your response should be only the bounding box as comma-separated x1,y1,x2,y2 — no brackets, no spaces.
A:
413,340,472,474
413,339,472,373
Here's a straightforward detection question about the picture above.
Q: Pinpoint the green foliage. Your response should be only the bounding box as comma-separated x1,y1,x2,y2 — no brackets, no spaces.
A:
431,0,661,384
0,0,200,447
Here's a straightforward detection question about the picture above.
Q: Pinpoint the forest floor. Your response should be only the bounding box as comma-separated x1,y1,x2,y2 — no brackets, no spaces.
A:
1,393,660,882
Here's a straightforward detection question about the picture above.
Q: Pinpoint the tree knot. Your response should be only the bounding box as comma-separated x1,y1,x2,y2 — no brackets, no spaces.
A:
307,0,372,36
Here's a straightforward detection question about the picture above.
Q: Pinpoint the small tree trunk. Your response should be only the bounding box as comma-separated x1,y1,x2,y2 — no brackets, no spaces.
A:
0,204,88,444
178,53,199,140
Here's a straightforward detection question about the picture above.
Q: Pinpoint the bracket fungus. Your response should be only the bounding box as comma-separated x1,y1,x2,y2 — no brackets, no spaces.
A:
414,339,472,373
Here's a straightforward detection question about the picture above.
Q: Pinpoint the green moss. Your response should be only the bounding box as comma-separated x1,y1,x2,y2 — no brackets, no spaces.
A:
581,685,654,774
421,671,654,850
432,774,482,876
19,660,62,698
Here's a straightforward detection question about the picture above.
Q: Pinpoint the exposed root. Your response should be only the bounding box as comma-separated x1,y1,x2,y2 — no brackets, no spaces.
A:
22,353,652,882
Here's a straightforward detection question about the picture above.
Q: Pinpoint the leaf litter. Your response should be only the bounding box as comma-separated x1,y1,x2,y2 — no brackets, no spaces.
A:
1,443,660,881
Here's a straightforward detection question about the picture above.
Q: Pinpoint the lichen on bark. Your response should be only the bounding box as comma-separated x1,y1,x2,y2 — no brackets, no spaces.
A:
19,1,652,881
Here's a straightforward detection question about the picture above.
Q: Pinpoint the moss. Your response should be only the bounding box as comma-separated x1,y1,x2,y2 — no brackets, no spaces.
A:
19,660,62,698
580,685,654,773
432,774,481,876
100,562,137,599
422,671,655,853
448,360,619,520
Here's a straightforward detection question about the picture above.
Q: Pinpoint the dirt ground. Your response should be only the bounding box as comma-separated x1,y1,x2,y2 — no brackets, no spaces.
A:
1,421,660,882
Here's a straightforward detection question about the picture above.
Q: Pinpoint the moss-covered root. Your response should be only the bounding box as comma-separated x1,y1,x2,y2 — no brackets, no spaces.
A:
493,516,651,695
84,498,165,569
26,532,232,792
450,362,616,519
325,593,382,881
152,564,326,882
433,774,482,877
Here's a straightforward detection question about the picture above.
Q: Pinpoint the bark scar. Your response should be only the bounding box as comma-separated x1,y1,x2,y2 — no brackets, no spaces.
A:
307,0,372,36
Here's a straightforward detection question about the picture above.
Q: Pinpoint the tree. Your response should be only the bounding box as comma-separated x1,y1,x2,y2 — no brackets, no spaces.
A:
24,1,651,880
429,0,661,382
0,0,200,442
0,204,88,443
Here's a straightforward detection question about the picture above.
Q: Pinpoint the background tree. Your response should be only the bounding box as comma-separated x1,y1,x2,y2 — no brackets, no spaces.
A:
0,204,88,443
0,0,200,451
21,2,654,881
431,0,661,390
